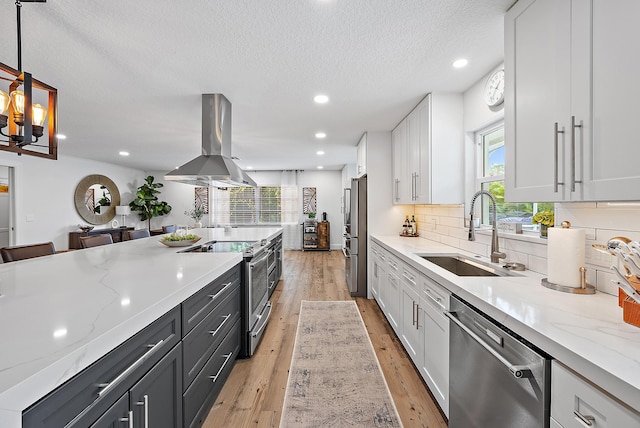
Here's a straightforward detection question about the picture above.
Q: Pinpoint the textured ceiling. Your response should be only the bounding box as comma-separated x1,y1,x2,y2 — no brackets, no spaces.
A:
0,0,513,172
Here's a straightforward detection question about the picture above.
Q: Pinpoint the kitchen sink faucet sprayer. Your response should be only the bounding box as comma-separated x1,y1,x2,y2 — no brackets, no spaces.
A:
468,190,506,263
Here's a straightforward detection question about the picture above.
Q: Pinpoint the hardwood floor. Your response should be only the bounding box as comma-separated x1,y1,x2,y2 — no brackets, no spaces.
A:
203,250,447,428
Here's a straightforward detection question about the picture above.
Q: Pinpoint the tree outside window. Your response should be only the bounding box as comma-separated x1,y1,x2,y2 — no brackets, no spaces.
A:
477,124,553,230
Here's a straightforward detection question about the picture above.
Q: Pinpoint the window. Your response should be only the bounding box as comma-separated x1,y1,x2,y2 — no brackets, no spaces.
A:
214,186,298,225
476,123,553,230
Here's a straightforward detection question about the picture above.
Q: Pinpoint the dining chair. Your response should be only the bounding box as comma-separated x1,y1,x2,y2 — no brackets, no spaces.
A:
0,242,56,263
162,225,177,233
126,229,151,240
79,234,113,249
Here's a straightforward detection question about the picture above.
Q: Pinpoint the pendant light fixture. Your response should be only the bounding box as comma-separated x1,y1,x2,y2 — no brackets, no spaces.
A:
0,0,58,160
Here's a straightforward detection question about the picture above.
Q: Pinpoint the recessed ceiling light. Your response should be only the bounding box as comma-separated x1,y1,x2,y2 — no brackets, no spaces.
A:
119,151,130,156
314,94,329,104
315,132,326,139
317,150,325,155
452,58,468,68
56,134,66,140
246,166,253,170
317,166,324,169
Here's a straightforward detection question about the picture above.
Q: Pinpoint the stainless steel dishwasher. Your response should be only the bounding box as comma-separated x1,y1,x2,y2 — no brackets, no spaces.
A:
446,295,551,428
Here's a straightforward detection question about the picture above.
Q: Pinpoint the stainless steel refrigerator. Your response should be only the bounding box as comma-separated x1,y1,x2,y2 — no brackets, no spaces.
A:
345,177,367,297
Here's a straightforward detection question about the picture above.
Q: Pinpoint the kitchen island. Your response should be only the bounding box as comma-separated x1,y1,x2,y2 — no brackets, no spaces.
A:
372,234,640,417
0,227,282,428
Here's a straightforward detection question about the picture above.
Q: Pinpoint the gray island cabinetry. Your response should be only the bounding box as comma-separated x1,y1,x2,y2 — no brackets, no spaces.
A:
0,227,282,428
22,263,242,428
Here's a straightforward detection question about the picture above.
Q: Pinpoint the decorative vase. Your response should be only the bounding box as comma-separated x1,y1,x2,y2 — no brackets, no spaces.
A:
540,224,551,238
194,221,202,228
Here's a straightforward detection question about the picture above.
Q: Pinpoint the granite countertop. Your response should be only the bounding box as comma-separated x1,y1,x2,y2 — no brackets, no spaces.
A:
0,227,282,425
372,234,640,411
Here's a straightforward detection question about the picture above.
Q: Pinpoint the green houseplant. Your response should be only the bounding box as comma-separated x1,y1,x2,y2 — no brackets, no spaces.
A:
129,176,172,230
532,210,554,238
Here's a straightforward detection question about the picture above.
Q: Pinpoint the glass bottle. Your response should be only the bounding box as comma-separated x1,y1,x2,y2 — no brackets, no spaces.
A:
410,215,417,235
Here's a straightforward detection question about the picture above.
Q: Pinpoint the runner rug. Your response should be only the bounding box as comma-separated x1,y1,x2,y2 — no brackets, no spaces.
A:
280,300,403,427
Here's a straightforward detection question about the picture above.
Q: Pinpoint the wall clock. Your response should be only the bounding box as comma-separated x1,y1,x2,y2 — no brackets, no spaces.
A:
483,69,505,107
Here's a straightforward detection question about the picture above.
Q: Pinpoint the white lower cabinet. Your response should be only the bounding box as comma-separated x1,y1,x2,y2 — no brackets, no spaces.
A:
385,268,401,333
371,241,451,418
400,281,422,366
420,276,450,418
551,361,640,427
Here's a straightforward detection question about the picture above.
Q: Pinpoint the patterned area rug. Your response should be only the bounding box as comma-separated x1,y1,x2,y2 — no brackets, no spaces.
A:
280,300,403,427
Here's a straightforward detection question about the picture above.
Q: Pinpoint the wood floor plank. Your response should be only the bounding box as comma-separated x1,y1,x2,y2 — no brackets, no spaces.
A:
203,250,448,428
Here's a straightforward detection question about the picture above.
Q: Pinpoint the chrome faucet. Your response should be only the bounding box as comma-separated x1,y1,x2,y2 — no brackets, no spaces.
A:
468,190,506,264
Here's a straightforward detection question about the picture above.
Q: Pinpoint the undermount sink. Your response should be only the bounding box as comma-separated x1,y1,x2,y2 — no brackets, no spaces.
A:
419,254,520,277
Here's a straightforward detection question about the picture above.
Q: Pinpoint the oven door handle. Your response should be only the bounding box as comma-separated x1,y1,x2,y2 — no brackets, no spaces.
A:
249,251,269,268
251,301,273,338
445,310,532,379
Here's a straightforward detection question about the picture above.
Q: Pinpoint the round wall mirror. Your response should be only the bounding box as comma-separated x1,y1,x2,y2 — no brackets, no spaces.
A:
74,174,121,225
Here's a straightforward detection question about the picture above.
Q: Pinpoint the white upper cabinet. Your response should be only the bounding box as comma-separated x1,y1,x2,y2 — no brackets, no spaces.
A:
392,120,410,203
356,133,367,178
392,93,464,205
505,0,640,202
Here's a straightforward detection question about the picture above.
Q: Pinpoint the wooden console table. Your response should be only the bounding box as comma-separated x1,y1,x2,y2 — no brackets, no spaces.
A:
69,227,134,249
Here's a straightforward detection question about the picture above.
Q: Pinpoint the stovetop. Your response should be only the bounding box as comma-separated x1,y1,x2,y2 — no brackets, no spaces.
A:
179,239,269,257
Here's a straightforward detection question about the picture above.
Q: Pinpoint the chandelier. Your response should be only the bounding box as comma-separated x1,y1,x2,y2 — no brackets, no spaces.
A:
0,0,58,160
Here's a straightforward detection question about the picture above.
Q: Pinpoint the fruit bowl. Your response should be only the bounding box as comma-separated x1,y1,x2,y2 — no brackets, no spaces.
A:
160,234,201,247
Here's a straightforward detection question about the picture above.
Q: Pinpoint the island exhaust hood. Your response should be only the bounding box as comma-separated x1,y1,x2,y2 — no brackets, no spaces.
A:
164,94,256,187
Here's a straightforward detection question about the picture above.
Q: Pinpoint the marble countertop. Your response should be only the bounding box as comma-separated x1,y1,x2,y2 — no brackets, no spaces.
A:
0,227,282,425
372,235,640,411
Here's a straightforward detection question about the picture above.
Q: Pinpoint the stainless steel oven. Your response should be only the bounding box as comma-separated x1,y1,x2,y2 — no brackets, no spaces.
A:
247,250,272,356
179,239,273,357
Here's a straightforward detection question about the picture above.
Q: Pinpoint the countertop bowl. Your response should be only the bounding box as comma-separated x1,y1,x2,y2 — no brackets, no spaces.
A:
160,237,201,247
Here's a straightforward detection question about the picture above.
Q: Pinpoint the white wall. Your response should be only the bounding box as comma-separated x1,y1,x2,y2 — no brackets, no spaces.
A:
0,152,146,250
463,63,505,210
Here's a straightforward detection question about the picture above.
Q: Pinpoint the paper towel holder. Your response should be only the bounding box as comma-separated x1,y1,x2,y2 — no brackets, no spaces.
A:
542,267,596,294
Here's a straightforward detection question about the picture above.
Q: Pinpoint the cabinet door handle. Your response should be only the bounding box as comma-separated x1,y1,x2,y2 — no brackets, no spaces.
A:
412,301,417,325
209,352,234,383
97,340,164,398
415,304,420,330
135,395,149,428
554,122,565,193
119,410,134,428
208,281,235,302
402,272,416,286
573,410,595,426
209,314,232,337
414,173,419,199
571,115,583,192
395,178,400,201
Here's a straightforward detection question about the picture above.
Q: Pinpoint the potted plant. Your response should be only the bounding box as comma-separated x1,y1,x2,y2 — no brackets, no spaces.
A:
532,210,554,238
184,205,205,228
129,176,172,230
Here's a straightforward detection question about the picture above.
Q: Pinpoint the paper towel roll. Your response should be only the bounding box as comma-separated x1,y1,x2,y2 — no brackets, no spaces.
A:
547,227,585,287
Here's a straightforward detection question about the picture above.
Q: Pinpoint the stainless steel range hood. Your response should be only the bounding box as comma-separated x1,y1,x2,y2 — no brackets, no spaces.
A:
164,94,256,187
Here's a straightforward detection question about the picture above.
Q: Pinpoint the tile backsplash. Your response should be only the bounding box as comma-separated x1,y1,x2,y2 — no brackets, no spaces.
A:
412,202,640,297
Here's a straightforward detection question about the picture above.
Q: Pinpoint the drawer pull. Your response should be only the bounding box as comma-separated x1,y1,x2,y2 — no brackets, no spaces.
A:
97,340,164,398
573,410,595,426
403,272,416,286
209,314,232,337
119,410,134,428
136,394,149,428
209,352,234,383
208,281,235,301
424,289,445,310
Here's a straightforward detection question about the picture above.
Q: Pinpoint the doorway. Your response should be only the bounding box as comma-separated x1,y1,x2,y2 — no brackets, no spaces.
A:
0,165,14,249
